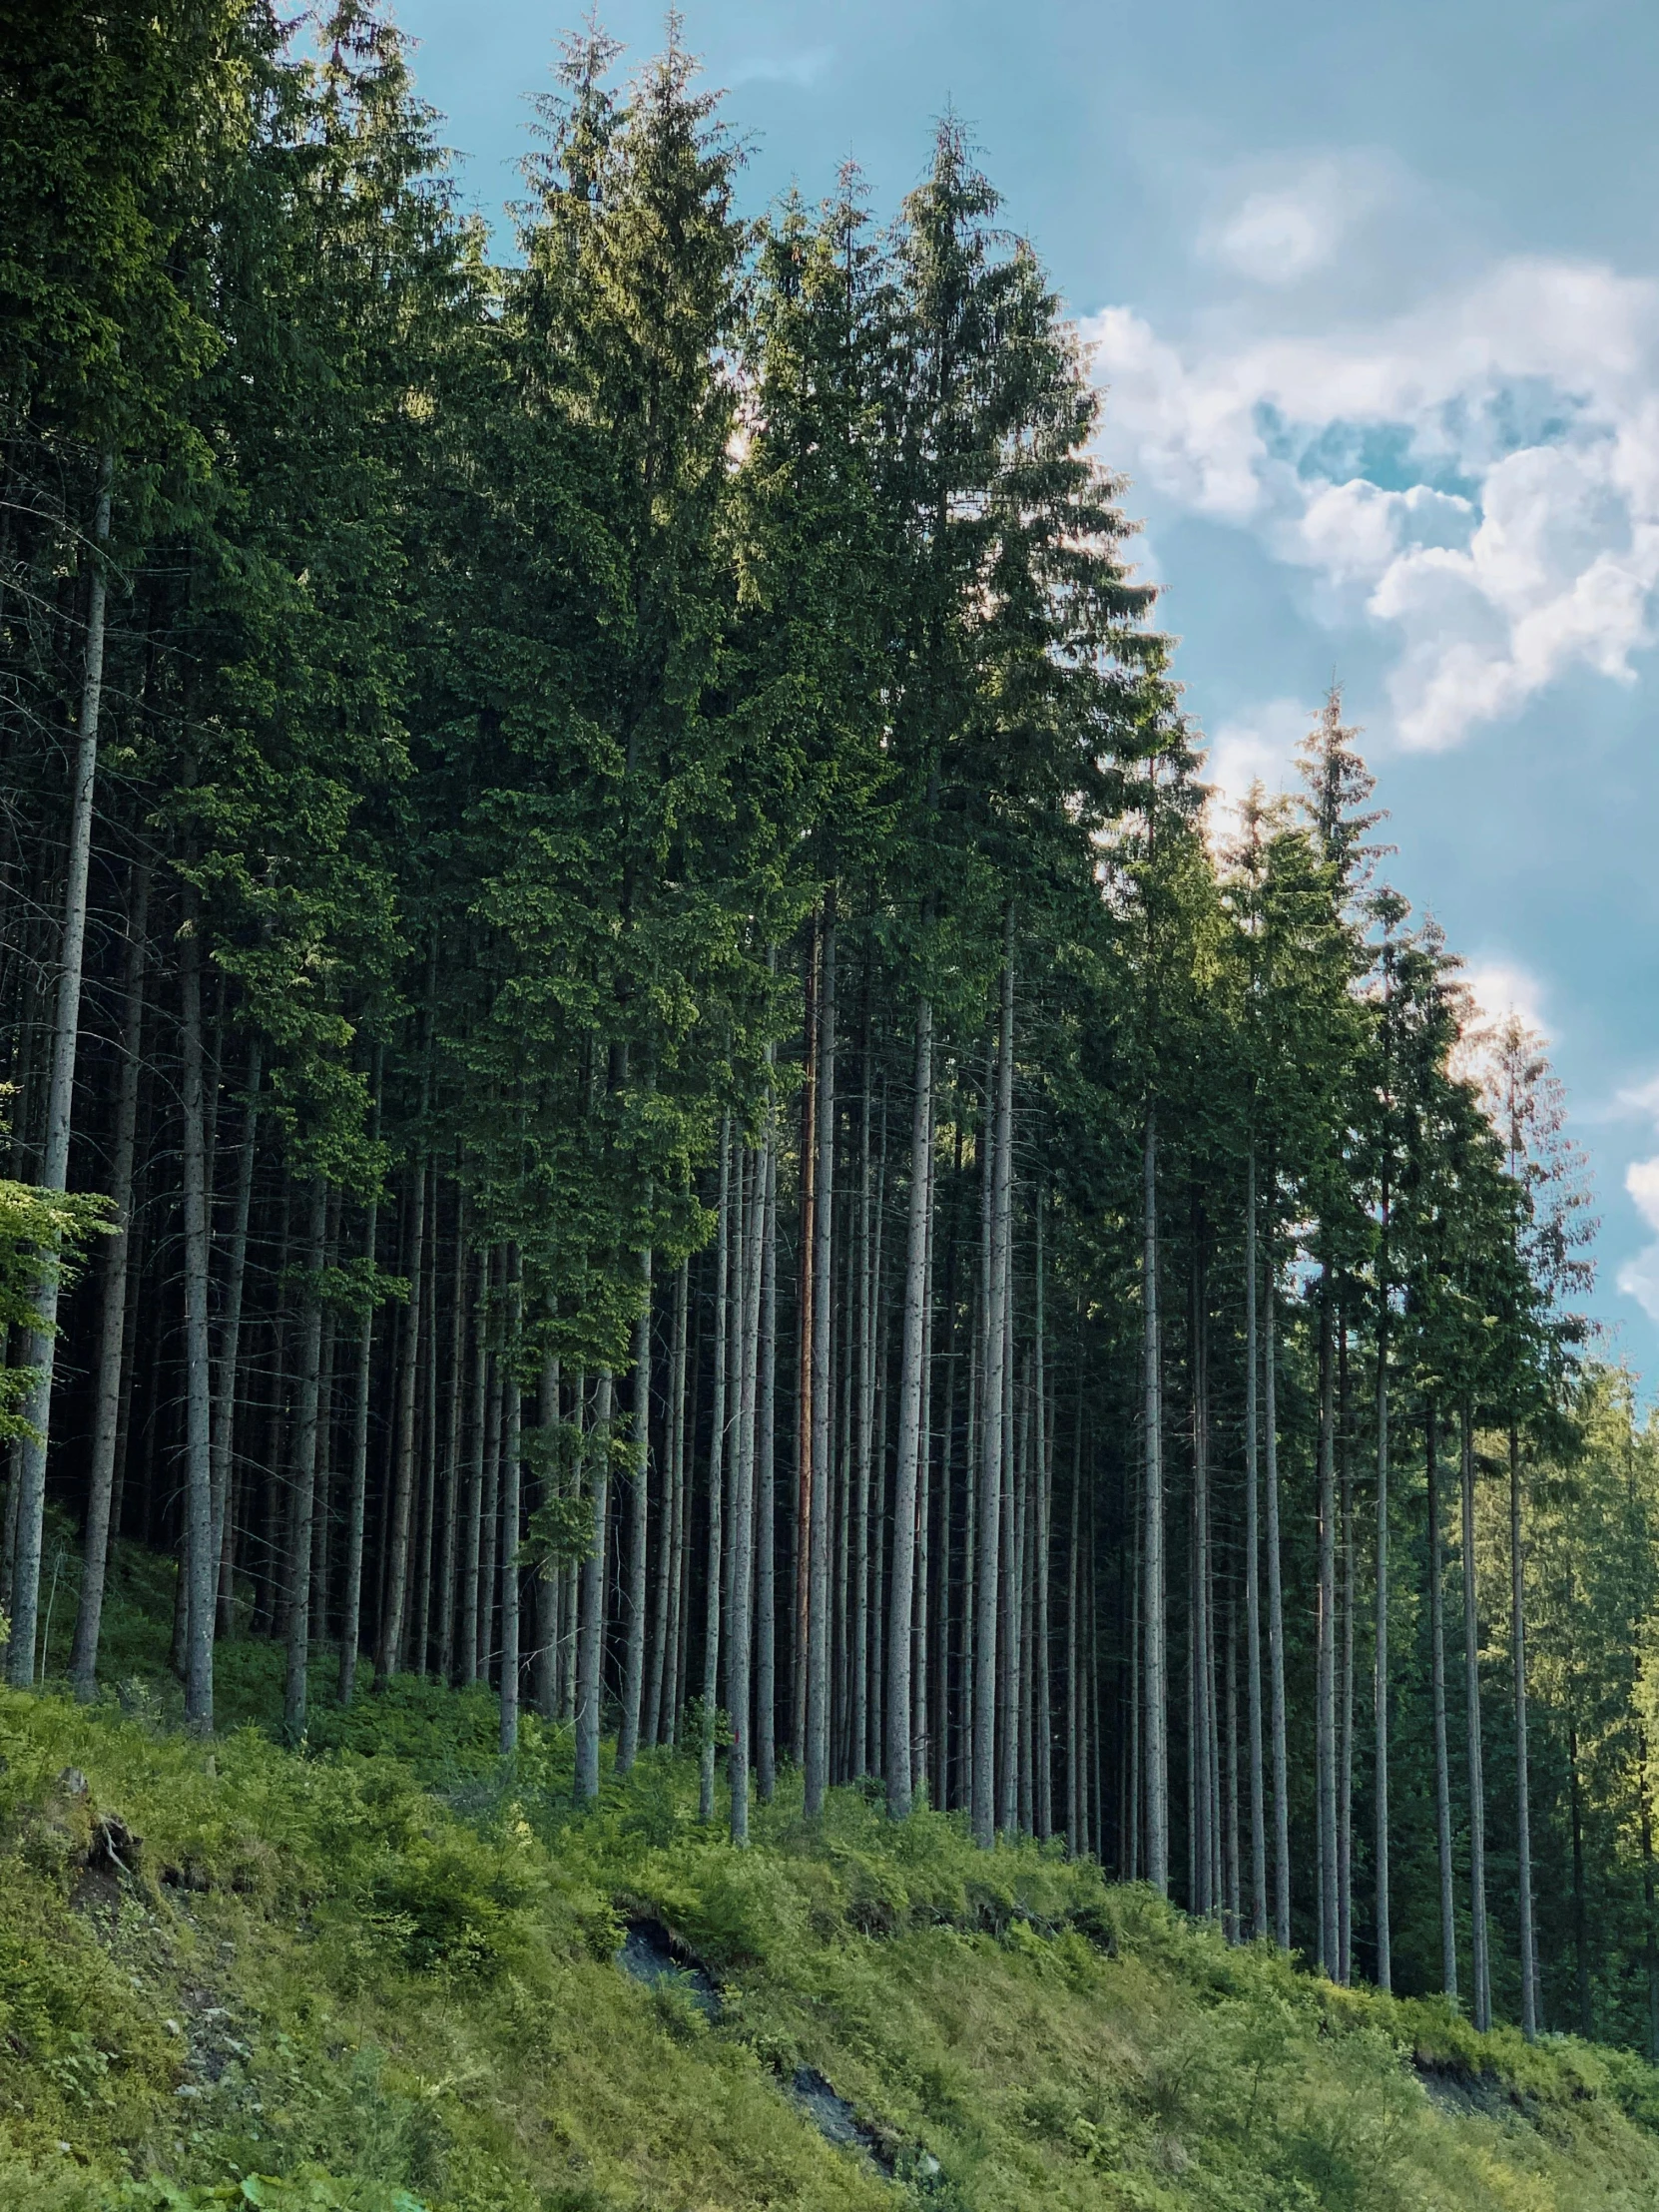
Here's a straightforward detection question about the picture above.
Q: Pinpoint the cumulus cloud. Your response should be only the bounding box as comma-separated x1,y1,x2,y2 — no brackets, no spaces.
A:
1460,959,1551,1037
1083,254,1659,751
1198,696,1309,840
1614,1092,1659,1322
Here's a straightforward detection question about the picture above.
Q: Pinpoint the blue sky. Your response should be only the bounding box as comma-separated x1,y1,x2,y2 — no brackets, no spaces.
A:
394,0,1659,1376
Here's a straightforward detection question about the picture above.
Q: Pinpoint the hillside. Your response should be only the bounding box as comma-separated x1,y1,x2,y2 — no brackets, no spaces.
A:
6,1588,1659,2211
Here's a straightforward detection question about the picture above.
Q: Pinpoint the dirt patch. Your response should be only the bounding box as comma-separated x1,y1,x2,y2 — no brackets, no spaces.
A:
787,2065,898,2173
615,1917,722,2018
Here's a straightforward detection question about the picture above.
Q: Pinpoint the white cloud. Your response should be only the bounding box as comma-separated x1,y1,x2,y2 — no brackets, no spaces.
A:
1617,1242,1659,1324
1198,696,1308,840
1083,254,1659,751
1615,1116,1659,1324
1627,1156,1659,1233
1206,158,1390,287
1461,959,1551,1037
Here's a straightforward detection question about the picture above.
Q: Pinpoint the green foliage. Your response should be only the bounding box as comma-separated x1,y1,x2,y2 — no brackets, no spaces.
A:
0,1660,1657,2209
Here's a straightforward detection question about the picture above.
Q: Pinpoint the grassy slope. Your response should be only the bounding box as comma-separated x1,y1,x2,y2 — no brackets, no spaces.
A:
6,1561,1659,2209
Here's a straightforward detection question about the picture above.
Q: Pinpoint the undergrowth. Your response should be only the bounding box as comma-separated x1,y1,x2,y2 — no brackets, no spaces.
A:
3,1547,1659,2208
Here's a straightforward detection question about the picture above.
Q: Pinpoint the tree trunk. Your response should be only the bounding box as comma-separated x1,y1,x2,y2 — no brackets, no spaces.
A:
1338,1323,1355,1985
806,908,836,1818
794,921,818,1766
283,1179,327,1739
646,1266,680,1746
1067,1409,1082,1855
70,859,150,1697
730,1139,764,1843
1375,1310,1392,1990
8,453,112,1689
376,1163,428,1680
1034,1218,1051,1841
1141,1103,1168,1894
1427,1403,1457,1997
336,1186,379,1707
701,1122,733,1821
1512,1421,1537,2037
973,947,1014,1848
757,1139,779,1800
498,1248,523,1754
533,1352,559,1722
479,1339,503,1681
459,1254,487,1686
411,1172,440,1674
574,1366,613,1803
1316,1279,1338,1974
885,996,932,1818
1264,1241,1291,1948
438,1193,468,1688
179,913,216,1731
617,1249,653,1773
1244,1148,1267,1937
663,1267,690,1747
1462,1403,1490,2029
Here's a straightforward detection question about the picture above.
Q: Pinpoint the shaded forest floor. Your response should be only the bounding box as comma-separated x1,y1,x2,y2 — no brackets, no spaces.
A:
6,1543,1659,2208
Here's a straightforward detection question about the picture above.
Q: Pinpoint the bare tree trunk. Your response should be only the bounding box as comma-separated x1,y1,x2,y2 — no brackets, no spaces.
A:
1375,1309,1392,1990
438,1193,467,1687
1265,1244,1291,1948
411,1172,439,1674
730,1137,765,1843
1225,1596,1241,1938
1141,1103,1168,1893
1462,1403,1491,2029
179,915,216,1731
498,1248,523,1755
70,859,150,1697
312,1287,337,1643
757,1140,779,1800
283,1179,327,1739
1338,1322,1355,1984
533,1352,559,1721
700,1122,733,1821
336,1186,379,1707
1512,1421,1537,2037
1034,1216,1051,1841
806,908,836,1819
617,1249,653,1773
1244,1149,1267,1936
8,454,111,1689
973,947,1014,1848
212,1038,262,1640
479,1334,502,1682
915,1159,935,1805
646,1270,677,1746
377,1164,428,1679
660,1267,690,1747
574,1366,613,1803
886,996,932,1817
1316,1280,1338,1974
1427,1403,1457,1998
1067,1408,1082,1855
459,1254,486,1686
1570,1717,1592,2035
794,920,818,1766
853,1046,873,1775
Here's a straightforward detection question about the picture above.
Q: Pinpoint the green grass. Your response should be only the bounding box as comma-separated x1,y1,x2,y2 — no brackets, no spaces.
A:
5,1547,1659,2208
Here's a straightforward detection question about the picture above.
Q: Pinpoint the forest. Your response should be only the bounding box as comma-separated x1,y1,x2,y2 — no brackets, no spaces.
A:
6,0,1659,2090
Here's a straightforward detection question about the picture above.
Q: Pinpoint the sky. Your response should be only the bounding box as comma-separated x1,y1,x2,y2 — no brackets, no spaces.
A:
392,0,1659,1377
